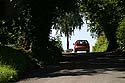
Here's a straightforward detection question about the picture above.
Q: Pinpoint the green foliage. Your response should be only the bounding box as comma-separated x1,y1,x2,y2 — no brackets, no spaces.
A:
92,33,109,52
0,45,37,82
80,0,125,34
0,65,17,83
0,20,17,45
116,17,125,49
80,0,125,51
52,0,83,49
49,36,63,51
53,12,83,49
1,0,82,62
0,0,32,49
54,12,83,36
30,0,83,61
47,36,63,64
0,8,32,49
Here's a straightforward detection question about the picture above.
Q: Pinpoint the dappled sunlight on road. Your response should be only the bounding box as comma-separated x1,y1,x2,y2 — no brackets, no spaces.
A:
16,52,125,83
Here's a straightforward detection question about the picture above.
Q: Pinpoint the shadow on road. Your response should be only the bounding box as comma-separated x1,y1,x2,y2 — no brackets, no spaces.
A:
19,52,125,81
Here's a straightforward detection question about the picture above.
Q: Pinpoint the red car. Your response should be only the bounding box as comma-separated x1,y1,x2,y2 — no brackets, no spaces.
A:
73,40,90,53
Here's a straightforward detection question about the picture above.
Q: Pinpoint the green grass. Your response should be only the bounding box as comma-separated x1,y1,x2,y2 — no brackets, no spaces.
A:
0,45,38,82
0,65,17,83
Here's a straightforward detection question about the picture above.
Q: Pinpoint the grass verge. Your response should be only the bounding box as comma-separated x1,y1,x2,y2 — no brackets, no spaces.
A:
0,45,38,83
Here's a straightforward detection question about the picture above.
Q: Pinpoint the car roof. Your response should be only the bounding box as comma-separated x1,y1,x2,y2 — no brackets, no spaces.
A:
76,40,88,41
75,40,89,43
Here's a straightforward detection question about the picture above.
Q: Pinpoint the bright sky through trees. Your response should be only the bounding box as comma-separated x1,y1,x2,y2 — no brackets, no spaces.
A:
51,22,97,52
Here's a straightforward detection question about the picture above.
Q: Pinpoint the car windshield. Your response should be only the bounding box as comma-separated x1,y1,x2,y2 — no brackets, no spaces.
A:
76,40,88,45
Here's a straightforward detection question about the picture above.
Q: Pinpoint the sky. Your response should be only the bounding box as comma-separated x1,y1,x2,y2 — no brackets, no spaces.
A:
50,20,97,52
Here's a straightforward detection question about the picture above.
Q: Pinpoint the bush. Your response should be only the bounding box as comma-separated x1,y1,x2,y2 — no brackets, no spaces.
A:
0,65,17,83
92,33,108,52
0,45,37,82
116,17,125,49
47,36,63,64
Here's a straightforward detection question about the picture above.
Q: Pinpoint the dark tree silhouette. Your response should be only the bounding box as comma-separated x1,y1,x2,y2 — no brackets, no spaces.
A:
80,0,125,51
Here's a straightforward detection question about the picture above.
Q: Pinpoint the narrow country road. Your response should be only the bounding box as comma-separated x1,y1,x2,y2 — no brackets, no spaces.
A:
15,52,125,83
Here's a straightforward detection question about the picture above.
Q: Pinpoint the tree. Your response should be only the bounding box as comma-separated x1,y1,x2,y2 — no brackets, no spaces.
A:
80,0,125,51
1,0,82,62
0,0,17,19
92,32,108,52
53,12,83,50
28,0,83,62
0,0,32,50
116,17,125,49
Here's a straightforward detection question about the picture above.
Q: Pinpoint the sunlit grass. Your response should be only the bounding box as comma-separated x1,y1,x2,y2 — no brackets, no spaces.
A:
0,64,18,83
0,45,37,82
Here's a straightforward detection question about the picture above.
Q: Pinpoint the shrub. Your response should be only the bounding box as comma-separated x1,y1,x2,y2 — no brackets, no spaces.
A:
0,45,37,82
116,17,125,49
92,33,108,52
0,65,18,83
47,36,63,64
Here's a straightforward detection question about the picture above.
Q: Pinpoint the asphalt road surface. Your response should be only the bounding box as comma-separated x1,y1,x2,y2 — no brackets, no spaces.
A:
16,52,125,83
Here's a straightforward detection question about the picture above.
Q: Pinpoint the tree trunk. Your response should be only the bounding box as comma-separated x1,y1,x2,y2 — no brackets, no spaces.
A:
30,1,53,63
66,24,69,50
106,35,118,52
103,25,118,52
67,33,69,50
